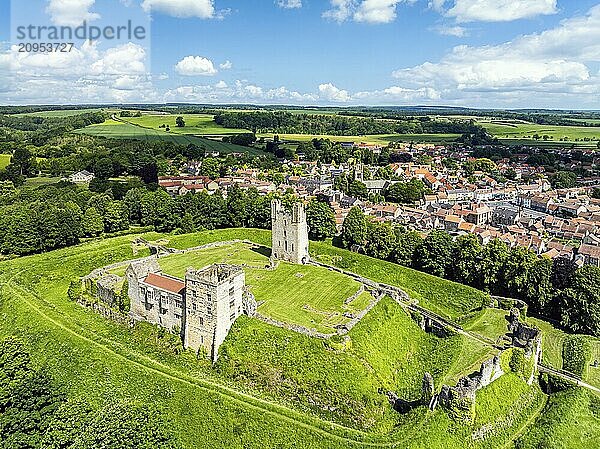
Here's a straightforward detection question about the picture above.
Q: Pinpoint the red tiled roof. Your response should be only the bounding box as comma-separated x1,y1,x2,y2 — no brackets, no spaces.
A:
144,273,185,294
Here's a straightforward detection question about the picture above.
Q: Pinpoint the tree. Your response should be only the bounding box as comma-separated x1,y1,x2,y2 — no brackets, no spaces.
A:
550,171,577,189
450,234,482,286
103,201,129,233
9,146,35,177
341,207,367,249
476,238,509,292
199,158,220,179
385,179,426,204
180,213,195,234
559,266,600,337
118,280,130,313
140,190,175,232
413,230,453,278
365,222,396,260
0,338,65,449
347,180,368,200
226,185,248,228
501,247,552,312
391,230,422,267
175,116,185,128
83,207,104,237
306,200,336,241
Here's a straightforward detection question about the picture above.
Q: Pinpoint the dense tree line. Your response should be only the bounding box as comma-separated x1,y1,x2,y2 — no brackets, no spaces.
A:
214,111,485,136
0,182,275,256
340,208,600,337
0,112,105,146
0,337,180,449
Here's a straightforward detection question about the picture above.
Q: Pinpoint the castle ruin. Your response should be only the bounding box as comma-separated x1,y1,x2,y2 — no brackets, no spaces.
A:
271,199,310,265
126,260,251,360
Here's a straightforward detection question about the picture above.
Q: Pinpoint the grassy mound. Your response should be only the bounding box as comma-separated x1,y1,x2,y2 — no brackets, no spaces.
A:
0,229,558,448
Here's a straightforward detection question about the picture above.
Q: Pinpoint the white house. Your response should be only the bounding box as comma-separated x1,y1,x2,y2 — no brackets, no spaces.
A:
69,170,95,184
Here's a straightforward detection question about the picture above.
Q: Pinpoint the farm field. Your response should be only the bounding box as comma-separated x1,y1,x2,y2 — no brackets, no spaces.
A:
0,228,592,448
74,119,266,156
0,153,10,169
16,108,105,117
257,133,460,145
120,113,251,135
480,120,600,147
157,241,365,333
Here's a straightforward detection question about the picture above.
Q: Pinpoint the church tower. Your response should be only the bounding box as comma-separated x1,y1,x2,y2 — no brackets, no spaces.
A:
271,199,310,264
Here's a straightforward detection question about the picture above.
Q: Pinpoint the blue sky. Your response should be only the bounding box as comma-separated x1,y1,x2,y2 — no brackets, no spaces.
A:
1,0,600,108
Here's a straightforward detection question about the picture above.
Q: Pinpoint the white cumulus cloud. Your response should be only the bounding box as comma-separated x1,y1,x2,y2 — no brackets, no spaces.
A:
391,5,600,107
46,0,100,26
277,0,302,9
219,60,233,70
141,0,217,19
323,0,412,24
446,0,558,23
318,83,350,102
175,56,218,76
433,25,468,37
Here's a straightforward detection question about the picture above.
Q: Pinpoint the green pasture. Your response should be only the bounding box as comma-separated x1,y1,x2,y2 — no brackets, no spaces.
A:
463,308,510,343
516,388,600,449
121,113,250,135
257,133,460,145
74,120,265,156
480,120,600,147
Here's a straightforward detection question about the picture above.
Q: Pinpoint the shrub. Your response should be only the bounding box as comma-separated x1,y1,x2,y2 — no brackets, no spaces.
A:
562,335,591,377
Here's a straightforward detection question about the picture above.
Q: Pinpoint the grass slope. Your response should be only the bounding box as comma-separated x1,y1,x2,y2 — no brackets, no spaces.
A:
74,119,266,156
257,133,460,145
480,120,600,148
310,241,488,320
516,388,600,449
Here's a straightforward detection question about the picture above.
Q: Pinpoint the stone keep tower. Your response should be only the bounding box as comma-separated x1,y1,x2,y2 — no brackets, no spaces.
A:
183,264,245,361
271,199,310,264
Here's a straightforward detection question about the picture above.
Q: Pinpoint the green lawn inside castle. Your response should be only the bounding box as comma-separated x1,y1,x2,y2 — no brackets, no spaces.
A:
1,226,599,448
146,242,372,334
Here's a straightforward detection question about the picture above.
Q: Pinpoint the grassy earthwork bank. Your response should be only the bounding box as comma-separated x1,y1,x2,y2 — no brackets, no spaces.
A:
0,228,594,448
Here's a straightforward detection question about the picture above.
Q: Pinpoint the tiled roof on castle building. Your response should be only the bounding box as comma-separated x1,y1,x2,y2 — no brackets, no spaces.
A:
144,273,185,294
